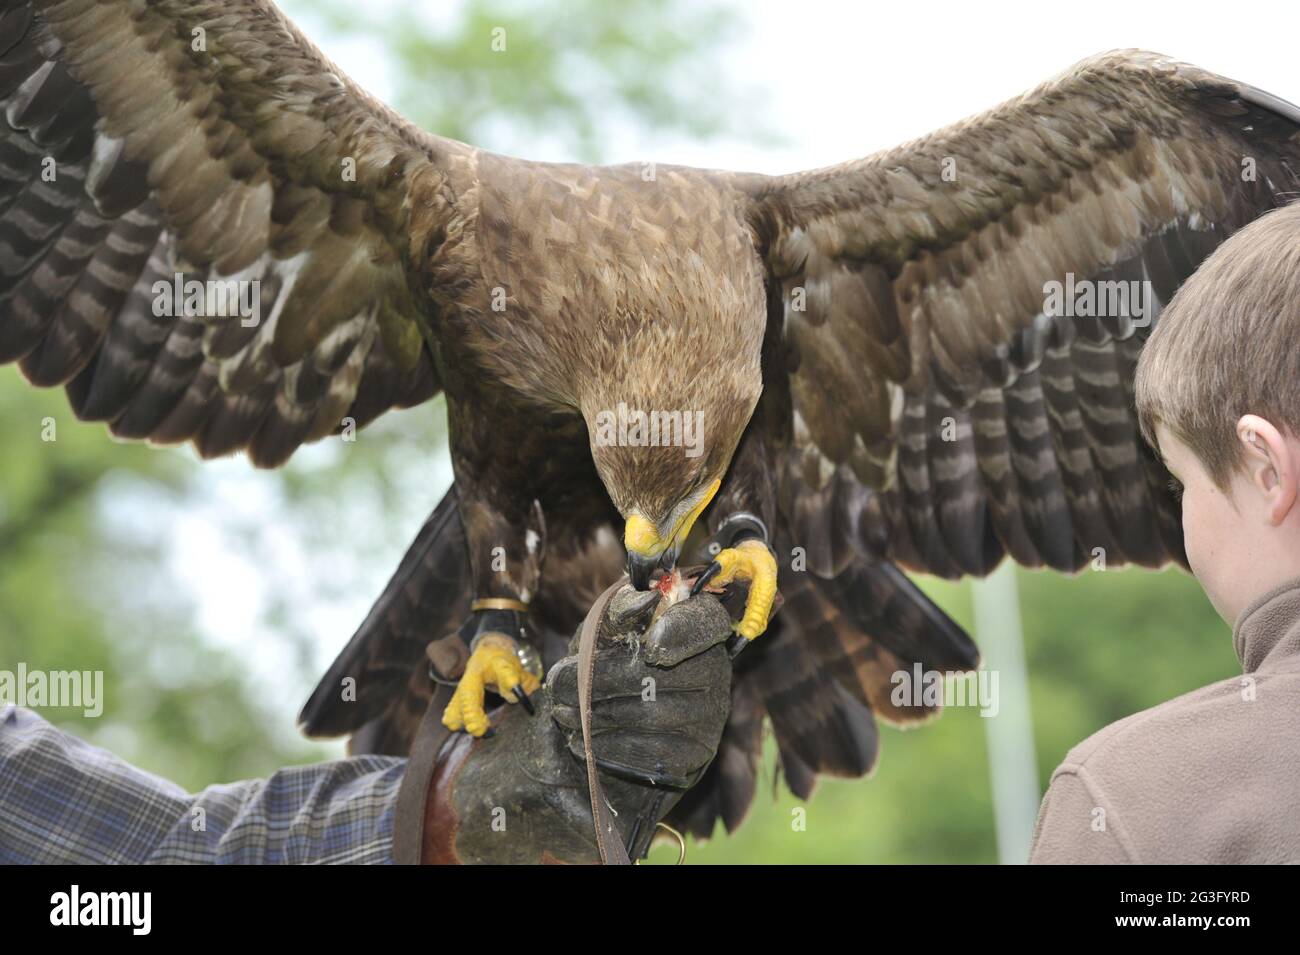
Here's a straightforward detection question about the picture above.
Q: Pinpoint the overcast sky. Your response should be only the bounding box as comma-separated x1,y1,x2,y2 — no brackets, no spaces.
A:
318,0,1300,174
686,0,1299,173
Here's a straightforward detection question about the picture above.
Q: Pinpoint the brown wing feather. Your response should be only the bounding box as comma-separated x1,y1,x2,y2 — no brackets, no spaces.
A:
0,0,464,466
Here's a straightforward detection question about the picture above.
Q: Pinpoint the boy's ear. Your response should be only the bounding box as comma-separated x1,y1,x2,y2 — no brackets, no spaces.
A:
1237,414,1297,525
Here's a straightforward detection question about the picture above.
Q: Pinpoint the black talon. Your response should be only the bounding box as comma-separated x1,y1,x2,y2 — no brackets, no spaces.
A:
512,684,536,715
691,560,722,597
481,727,497,739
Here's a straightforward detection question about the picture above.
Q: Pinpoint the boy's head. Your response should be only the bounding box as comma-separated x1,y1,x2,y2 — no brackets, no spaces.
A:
1135,202,1300,625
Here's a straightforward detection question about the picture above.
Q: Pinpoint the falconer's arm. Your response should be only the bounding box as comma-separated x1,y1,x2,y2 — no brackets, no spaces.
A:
0,703,406,864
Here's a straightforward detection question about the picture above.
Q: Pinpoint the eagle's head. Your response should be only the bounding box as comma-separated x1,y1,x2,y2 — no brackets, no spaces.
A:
545,167,771,590
579,282,766,589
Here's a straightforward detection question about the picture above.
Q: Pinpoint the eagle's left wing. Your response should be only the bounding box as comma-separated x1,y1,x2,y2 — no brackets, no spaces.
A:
743,50,1300,580
668,50,1300,842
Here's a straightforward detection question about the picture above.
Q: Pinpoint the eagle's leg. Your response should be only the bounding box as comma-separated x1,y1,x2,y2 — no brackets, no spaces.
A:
441,605,543,737
691,517,778,641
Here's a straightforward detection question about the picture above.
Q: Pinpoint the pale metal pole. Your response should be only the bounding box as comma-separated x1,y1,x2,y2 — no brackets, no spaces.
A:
970,561,1040,864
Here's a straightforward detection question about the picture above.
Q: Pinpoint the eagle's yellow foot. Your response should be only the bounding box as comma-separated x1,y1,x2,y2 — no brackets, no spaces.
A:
692,538,778,641
441,633,541,737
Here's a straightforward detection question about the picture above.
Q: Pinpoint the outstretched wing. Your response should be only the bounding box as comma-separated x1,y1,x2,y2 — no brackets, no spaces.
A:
669,50,1300,841
744,49,1300,579
0,0,468,466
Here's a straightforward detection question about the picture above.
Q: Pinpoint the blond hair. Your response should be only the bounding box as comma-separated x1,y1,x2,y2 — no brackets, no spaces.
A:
1135,202,1300,487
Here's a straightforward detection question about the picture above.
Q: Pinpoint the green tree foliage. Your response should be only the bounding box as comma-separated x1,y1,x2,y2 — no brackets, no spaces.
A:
0,370,328,783
298,0,764,161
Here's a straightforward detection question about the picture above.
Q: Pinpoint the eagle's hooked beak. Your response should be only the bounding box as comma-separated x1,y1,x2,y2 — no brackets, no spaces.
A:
624,478,721,590
626,537,675,590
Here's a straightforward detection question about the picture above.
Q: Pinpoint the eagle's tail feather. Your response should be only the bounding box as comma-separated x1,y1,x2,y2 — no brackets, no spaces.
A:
664,677,765,840
667,555,979,839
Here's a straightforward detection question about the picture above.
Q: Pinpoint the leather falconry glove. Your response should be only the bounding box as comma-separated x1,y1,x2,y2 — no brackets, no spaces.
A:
401,581,735,864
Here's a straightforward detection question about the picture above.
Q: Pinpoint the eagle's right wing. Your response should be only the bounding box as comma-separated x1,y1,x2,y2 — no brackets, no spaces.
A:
1,0,473,466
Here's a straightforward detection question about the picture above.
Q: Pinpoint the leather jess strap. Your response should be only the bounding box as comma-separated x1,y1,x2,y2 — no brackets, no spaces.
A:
577,577,633,865
392,681,456,864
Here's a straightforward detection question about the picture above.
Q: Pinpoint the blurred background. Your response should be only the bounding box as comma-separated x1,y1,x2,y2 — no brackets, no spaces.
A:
1,0,1287,863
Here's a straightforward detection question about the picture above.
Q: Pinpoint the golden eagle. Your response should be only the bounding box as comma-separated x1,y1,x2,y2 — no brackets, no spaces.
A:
4,0,1299,837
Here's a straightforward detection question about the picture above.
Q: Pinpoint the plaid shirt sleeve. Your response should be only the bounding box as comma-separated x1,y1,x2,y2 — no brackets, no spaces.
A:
0,705,408,864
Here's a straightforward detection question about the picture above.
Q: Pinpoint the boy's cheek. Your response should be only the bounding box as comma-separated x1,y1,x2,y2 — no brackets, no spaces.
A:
1180,500,1214,584
1181,495,1238,622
